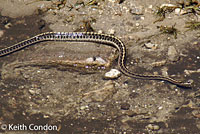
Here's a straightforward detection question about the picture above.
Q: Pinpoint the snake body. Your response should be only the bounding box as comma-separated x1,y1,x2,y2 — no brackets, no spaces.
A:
0,32,192,87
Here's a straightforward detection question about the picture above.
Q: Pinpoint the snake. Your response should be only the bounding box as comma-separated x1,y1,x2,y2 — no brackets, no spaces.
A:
0,32,192,87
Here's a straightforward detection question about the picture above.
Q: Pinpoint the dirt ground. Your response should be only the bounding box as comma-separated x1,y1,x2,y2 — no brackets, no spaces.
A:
0,0,200,134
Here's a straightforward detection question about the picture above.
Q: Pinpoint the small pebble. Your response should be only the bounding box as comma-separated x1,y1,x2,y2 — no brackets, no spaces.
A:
160,4,176,8
175,8,187,15
108,29,115,34
98,30,103,34
148,5,153,9
85,57,106,64
141,16,145,20
104,69,121,79
121,102,130,110
146,124,160,131
29,89,36,95
193,41,198,45
43,115,49,118
192,110,200,118
144,42,158,49
5,22,12,29
108,0,117,3
96,57,106,64
85,57,95,63
80,105,88,110
175,8,181,15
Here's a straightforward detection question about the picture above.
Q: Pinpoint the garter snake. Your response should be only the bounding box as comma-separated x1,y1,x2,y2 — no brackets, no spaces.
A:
0,32,192,87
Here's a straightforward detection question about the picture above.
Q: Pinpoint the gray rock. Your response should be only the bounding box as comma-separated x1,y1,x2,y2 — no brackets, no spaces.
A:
167,46,179,62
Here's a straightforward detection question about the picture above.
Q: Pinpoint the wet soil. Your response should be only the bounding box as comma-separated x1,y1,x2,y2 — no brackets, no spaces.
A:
0,0,200,134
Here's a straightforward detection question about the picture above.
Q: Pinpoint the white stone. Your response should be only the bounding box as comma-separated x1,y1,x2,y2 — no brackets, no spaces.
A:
85,57,95,63
175,8,181,15
96,57,106,64
141,16,145,20
98,30,103,34
29,89,36,94
5,23,12,29
85,57,106,64
104,69,121,79
175,8,187,15
148,5,153,9
108,29,115,34
108,0,116,3
146,124,160,130
160,4,176,8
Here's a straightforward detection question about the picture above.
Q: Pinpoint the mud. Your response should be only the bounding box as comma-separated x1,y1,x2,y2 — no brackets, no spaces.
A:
0,0,200,134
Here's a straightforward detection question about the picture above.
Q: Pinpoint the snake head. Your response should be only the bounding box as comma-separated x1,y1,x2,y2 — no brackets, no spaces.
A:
180,79,194,88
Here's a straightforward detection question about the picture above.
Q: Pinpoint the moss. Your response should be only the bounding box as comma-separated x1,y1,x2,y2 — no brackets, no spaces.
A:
157,25,178,39
154,6,177,23
185,21,200,30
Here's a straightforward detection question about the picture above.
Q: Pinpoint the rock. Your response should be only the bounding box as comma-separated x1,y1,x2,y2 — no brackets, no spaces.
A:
144,42,158,49
146,124,160,131
184,69,200,75
136,23,140,27
175,8,181,15
80,105,89,110
121,102,130,110
167,46,179,62
85,57,106,64
98,30,103,34
96,57,107,64
29,89,36,95
5,22,12,29
108,0,117,3
160,4,176,8
151,60,166,67
108,29,115,34
104,69,121,79
175,8,187,15
148,5,153,9
85,57,95,62
192,110,200,118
